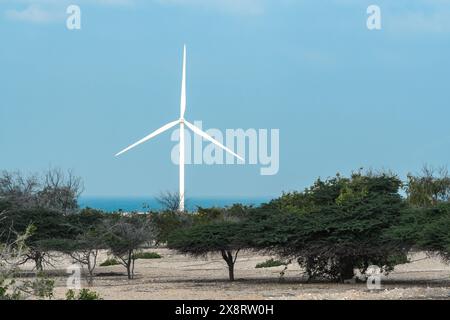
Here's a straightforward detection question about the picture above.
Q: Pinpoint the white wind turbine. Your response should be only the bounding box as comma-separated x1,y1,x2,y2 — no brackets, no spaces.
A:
115,45,244,212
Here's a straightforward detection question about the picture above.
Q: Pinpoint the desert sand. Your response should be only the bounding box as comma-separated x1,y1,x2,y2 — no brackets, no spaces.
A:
24,249,450,300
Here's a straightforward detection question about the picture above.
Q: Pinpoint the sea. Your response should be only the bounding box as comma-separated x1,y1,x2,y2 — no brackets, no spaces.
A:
79,196,273,213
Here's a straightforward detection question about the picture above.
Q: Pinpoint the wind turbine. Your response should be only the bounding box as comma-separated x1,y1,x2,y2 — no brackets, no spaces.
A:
115,45,244,212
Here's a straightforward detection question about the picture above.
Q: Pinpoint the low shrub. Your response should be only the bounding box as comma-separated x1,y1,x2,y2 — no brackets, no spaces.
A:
255,259,285,269
133,252,162,260
66,289,102,300
99,258,120,267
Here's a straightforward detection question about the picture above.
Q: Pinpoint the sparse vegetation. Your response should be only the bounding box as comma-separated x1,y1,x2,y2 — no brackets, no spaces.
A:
3,166,450,296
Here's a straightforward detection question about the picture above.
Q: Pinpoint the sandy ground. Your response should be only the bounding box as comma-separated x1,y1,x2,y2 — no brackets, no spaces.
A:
22,249,450,300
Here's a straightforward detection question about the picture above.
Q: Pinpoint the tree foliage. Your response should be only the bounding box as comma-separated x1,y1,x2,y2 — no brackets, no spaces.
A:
246,171,408,282
405,165,450,207
168,222,245,281
150,210,192,245
387,203,450,261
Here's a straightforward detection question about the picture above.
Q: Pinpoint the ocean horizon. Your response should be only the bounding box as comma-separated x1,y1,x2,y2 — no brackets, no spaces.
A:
79,196,273,212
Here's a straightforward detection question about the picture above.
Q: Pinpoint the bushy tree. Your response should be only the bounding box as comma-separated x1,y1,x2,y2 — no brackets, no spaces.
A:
151,204,251,245
0,168,82,214
405,166,450,207
28,208,108,284
166,204,252,281
0,220,54,300
0,169,84,270
0,206,69,271
247,171,408,282
36,168,83,214
168,222,245,281
103,214,154,279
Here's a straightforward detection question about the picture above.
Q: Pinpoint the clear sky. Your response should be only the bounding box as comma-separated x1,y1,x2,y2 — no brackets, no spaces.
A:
1,0,449,197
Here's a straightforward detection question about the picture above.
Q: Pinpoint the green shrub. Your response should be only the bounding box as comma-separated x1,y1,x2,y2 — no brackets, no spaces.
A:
66,289,102,300
133,252,162,260
100,258,120,267
255,259,285,269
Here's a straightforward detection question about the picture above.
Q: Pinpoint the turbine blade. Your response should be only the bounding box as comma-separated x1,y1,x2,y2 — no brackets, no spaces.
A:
184,120,244,161
115,120,179,157
180,45,186,119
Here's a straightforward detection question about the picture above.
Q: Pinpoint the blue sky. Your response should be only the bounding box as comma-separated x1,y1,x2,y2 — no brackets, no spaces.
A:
1,0,450,197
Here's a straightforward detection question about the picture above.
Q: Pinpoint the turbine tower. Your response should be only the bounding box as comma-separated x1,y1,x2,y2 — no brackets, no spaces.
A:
115,45,243,212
